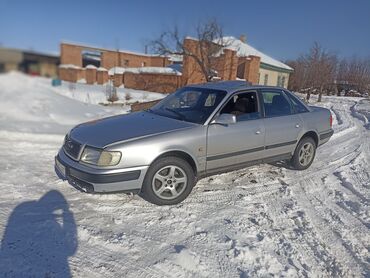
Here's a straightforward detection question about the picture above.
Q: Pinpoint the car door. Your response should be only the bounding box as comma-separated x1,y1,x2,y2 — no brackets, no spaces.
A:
260,89,303,160
206,91,265,173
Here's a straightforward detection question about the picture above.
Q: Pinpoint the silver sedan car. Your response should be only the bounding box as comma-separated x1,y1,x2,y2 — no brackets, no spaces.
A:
55,81,333,205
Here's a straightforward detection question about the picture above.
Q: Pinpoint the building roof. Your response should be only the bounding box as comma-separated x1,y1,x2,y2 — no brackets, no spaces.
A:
0,46,59,58
61,41,164,58
220,36,293,72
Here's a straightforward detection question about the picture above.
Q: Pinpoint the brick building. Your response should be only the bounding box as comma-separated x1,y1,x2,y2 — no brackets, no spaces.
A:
224,36,293,88
60,42,170,69
0,47,59,77
58,37,293,93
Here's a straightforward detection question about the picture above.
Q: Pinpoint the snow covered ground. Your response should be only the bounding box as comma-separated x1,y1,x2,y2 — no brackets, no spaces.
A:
54,80,165,106
0,72,369,277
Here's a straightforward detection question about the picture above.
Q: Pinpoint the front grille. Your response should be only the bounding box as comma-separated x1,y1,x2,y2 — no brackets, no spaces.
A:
63,137,82,160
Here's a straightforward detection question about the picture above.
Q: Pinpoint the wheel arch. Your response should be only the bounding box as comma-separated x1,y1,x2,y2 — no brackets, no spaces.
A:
150,150,198,175
298,130,319,147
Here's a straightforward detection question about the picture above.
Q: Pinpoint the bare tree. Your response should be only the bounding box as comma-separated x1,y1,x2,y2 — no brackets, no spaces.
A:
150,19,228,82
305,43,337,101
288,43,370,99
105,80,119,103
288,42,337,102
337,57,370,94
286,57,307,92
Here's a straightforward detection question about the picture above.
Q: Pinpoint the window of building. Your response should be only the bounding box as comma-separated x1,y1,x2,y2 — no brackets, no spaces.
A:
264,74,268,85
236,62,246,79
123,59,130,67
281,76,286,88
82,49,101,67
261,90,292,117
141,62,146,67
277,75,281,86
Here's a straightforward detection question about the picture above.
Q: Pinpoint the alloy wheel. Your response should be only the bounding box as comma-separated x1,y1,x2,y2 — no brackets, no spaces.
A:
298,142,314,167
152,165,188,200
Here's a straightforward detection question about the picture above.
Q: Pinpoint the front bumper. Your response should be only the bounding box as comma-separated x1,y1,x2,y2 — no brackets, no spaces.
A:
55,148,148,193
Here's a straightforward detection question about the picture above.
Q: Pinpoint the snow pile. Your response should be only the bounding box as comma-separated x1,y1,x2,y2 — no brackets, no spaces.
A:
355,99,370,119
220,36,293,71
51,79,165,106
108,66,182,76
0,72,117,134
77,78,86,84
59,64,82,69
85,64,97,69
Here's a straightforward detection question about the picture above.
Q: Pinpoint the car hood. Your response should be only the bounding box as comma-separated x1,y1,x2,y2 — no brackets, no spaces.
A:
70,111,196,148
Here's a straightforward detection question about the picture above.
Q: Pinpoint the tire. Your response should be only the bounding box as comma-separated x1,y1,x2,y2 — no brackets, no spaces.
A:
140,156,196,205
291,137,317,170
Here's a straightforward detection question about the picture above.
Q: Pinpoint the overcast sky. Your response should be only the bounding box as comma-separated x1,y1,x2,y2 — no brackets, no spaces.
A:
0,0,369,61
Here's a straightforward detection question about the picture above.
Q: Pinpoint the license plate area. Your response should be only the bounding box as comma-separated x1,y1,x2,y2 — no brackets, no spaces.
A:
56,158,66,177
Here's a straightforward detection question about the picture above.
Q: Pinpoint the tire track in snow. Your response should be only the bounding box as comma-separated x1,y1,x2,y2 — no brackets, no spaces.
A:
291,179,368,276
264,192,341,276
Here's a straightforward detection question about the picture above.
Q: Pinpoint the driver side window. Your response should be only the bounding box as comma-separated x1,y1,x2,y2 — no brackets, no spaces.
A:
220,91,260,122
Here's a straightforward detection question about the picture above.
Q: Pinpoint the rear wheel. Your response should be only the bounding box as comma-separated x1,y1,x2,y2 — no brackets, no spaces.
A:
291,137,316,170
140,156,196,205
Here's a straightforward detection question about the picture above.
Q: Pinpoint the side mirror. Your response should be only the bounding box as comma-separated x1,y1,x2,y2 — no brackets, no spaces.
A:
212,113,236,125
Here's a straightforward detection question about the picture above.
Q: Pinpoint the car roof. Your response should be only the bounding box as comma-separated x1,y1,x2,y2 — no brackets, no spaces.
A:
186,80,285,93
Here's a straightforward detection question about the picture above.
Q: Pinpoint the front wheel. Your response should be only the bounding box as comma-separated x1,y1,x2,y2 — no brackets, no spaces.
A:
291,137,316,170
140,156,196,205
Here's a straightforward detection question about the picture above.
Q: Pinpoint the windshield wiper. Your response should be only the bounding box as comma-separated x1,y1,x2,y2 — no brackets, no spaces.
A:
164,107,186,121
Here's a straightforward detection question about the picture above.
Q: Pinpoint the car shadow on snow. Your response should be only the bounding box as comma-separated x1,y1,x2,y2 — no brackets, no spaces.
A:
0,190,77,277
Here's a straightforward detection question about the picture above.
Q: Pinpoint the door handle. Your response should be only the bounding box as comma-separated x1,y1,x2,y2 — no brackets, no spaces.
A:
295,124,300,128
255,130,261,135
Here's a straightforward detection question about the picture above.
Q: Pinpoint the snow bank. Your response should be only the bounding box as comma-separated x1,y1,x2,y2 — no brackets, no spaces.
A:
0,72,166,133
52,80,165,106
108,66,182,76
0,72,118,134
59,64,82,69
85,64,97,69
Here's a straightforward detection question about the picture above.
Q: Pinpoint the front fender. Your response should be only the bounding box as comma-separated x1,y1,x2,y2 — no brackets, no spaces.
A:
106,126,207,173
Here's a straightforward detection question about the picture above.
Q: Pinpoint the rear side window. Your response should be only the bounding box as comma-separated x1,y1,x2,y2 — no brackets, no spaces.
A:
285,92,309,113
261,90,292,117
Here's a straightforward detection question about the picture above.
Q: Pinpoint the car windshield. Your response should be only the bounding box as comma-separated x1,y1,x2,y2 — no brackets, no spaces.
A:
148,87,227,124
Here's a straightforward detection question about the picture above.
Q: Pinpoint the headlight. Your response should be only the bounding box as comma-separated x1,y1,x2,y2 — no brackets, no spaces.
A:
80,146,121,166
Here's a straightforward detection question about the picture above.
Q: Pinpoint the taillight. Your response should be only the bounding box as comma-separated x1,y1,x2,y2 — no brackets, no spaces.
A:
330,113,333,128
